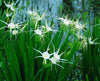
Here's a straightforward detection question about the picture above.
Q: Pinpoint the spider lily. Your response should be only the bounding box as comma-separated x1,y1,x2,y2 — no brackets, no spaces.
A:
74,21,87,30
12,30,18,35
35,29,43,36
88,37,99,45
49,57,64,69
0,20,23,35
0,20,15,33
31,28,47,38
33,48,52,64
0,20,23,29
45,22,57,32
58,17,73,26
52,48,68,62
4,1,15,11
26,9,37,16
8,22,15,29
49,45,72,69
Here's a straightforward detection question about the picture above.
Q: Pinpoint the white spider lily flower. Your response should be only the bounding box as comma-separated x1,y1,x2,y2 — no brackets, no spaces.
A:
0,20,22,29
12,30,18,35
74,21,86,30
27,10,32,15
4,1,15,11
0,20,23,34
15,24,19,29
53,49,60,60
8,22,15,29
75,23,84,29
53,49,68,62
0,20,15,30
50,57,64,69
89,37,99,45
45,22,57,32
63,19,72,25
49,47,72,69
58,17,73,26
31,28,46,38
33,48,52,64
50,57,57,64
46,25,53,31
42,51,50,59
27,10,37,16
6,13,12,17
35,29,43,36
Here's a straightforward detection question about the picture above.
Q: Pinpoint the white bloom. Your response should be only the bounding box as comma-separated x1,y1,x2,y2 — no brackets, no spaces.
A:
58,17,73,26
27,10,37,15
89,37,99,45
12,30,18,35
8,22,15,29
4,1,15,11
35,29,43,36
27,10,32,15
45,22,57,32
0,20,21,30
31,28,46,38
50,57,57,64
49,46,69,69
50,57,64,69
53,49,67,62
33,48,52,64
75,23,83,29
42,51,50,59
15,24,19,29
46,25,53,31
74,21,86,30
63,19,72,25
54,53,60,60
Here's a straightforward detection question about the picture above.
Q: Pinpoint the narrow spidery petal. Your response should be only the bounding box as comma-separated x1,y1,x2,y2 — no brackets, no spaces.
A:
0,20,8,25
56,63,64,69
6,13,12,17
59,52,64,56
60,59,68,61
0,26,6,30
33,48,43,55
35,56,43,58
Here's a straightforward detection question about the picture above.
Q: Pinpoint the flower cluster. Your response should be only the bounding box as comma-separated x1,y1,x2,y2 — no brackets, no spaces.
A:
0,19,27,35
58,16,87,31
33,45,71,69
